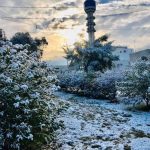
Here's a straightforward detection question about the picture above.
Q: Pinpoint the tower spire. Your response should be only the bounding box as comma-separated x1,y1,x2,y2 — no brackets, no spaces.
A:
84,0,96,47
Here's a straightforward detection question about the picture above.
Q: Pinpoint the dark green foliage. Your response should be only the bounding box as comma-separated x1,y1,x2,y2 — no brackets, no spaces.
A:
64,34,118,72
10,32,48,57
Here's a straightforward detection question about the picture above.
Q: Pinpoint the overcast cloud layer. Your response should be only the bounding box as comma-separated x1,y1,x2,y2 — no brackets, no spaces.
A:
0,0,150,62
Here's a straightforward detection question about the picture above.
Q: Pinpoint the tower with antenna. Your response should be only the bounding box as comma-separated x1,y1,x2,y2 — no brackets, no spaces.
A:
84,0,96,47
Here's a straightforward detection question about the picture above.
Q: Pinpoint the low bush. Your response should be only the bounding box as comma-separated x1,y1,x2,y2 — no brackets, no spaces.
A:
116,60,150,108
58,70,123,100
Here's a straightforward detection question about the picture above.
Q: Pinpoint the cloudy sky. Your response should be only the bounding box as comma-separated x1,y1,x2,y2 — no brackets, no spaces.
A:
0,0,150,64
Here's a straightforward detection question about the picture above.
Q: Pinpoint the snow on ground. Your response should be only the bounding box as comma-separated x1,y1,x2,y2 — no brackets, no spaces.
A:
55,91,150,150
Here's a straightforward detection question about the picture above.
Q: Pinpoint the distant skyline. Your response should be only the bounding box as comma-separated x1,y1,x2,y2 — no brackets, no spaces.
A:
0,0,150,63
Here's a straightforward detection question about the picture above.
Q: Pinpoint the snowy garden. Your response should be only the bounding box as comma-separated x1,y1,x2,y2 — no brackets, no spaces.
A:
0,33,150,150
57,35,150,150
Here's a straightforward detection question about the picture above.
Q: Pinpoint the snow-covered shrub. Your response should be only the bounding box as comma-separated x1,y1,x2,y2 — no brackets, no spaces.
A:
0,40,61,149
58,70,124,100
116,60,150,107
90,71,124,99
58,70,86,92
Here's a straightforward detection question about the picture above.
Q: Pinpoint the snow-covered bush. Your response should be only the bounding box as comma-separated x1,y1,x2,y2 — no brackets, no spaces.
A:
58,70,123,100
0,40,61,149
116,61,150,107
90,71,124,99
58,70,86,92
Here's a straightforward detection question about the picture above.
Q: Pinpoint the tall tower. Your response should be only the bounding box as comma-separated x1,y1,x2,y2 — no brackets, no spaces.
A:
84,0,96,47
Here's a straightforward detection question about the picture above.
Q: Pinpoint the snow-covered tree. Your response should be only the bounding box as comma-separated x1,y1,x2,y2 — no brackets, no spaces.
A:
116,60,150,107
64,35,118,72
10,32,48,58
0,40,61,149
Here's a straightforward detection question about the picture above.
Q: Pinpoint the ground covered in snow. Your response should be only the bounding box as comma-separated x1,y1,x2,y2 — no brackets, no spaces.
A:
55,91,150,150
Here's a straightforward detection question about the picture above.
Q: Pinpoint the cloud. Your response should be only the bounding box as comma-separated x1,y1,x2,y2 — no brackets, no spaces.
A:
0,0,150,63
93,0,150,50
37,14,84,30
98,0,123,4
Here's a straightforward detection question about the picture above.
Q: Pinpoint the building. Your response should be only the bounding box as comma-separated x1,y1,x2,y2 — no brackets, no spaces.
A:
113,46,133,69
0,29,6,41
130,49,150,62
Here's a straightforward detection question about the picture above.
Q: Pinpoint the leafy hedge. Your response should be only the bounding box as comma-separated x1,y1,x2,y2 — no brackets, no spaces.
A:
116,61,150,107
58,70,124,100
